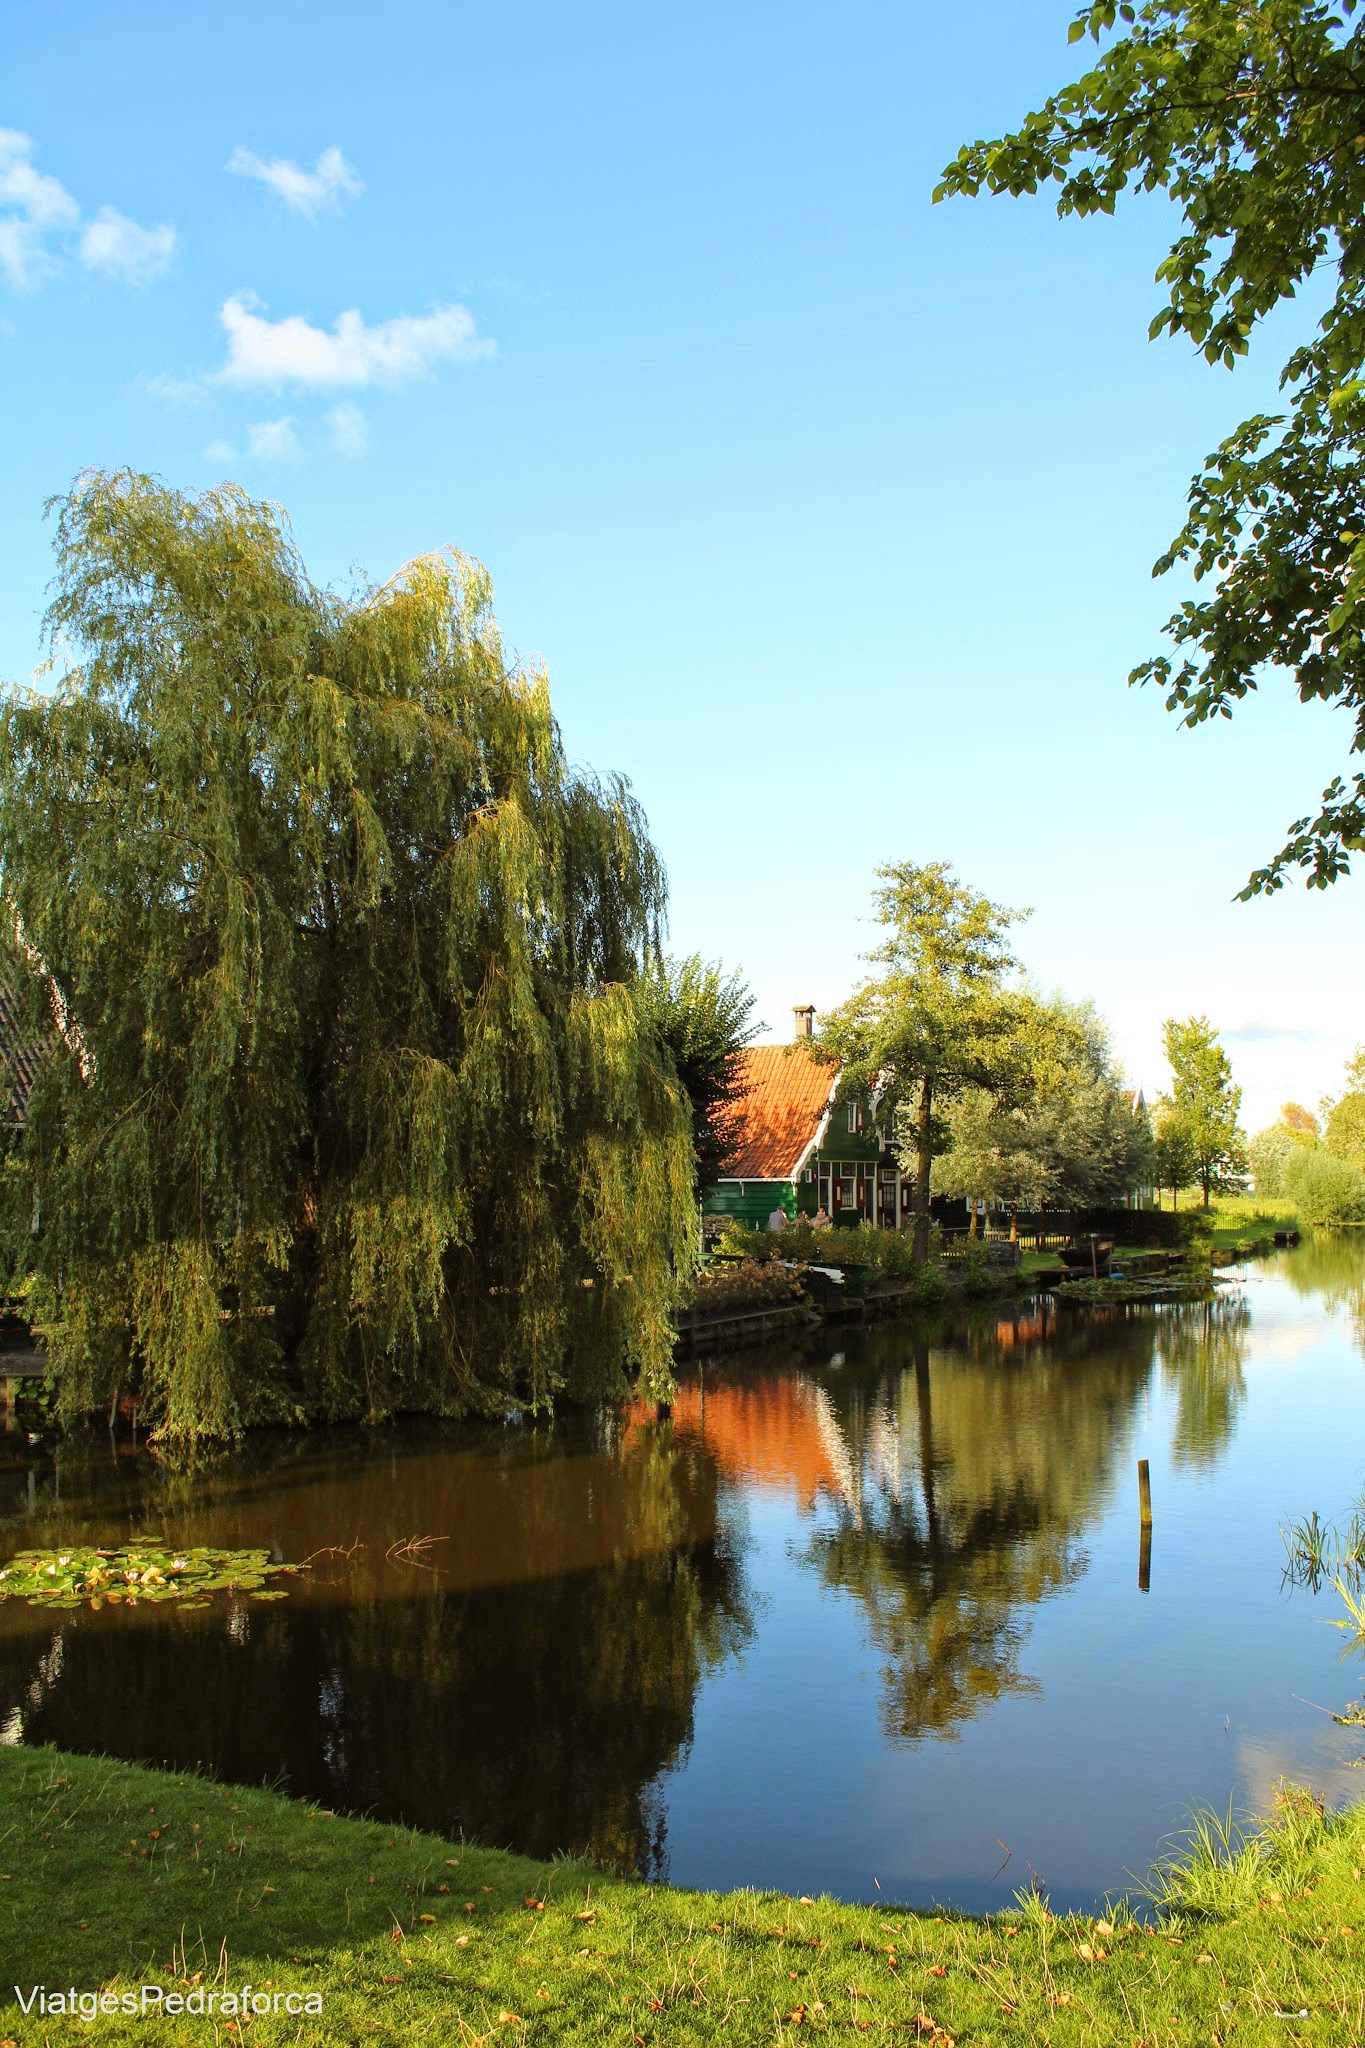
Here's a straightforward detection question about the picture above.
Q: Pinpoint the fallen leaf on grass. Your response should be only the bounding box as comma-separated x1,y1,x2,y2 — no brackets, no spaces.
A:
454,1935,470,1947
786,2005,808,2024
497,2012,521,2026
1049,1992,1072,2008
1196,1951,1215,1964
574,1909,597,1923
929,1963,948,1978
523,1897,545,1912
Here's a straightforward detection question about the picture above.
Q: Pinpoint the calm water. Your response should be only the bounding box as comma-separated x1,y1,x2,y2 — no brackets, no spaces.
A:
3,1239,1365,1914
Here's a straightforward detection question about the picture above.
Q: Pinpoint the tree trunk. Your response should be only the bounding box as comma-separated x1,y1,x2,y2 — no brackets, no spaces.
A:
913,1077,933,1266
1009,1201,1018,1243
914,1337,939,1549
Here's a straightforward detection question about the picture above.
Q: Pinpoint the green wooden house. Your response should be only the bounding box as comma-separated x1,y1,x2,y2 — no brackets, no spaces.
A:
703,1009,917,1229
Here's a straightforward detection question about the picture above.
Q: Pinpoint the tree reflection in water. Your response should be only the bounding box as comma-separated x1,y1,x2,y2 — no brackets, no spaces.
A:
779,1307,1160,1742
0,1418,751,1879
0,1281,1274,1879
1156,1295,1251,1471
1275,1232,1365,1358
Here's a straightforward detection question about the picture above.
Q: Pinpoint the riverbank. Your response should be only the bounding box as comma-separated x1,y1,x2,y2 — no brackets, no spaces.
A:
3,1747,1364,2045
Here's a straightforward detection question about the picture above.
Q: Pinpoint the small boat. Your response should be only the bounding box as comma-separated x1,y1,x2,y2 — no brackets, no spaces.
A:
1057,1236,1115,1276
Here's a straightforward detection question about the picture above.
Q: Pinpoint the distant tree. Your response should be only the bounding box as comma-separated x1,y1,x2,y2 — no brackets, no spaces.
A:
815,861,1027,1264
1152,1115,1198,1212
1247,1113,1318,1197
632,955,758,1192
1324,1046,1365,1173
932,995,1153,1230
1159,1018,1247,1208
1252,1122,1309,1196
1283,1145,1365,1228
0,472,698,1442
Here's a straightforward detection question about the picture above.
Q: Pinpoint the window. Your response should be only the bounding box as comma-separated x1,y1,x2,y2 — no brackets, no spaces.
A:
846,1103,862,1134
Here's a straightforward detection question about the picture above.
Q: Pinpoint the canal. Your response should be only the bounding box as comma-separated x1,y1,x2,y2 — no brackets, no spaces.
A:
2,1237,1363,1914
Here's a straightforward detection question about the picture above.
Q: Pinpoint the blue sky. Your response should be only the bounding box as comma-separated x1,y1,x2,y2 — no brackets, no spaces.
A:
3,0,1360,1130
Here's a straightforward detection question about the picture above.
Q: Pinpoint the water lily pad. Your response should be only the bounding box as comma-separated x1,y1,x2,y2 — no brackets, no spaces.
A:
0,1544,303,1610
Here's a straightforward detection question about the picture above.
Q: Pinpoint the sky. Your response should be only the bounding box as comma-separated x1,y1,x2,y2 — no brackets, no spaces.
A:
2,0,1361,1133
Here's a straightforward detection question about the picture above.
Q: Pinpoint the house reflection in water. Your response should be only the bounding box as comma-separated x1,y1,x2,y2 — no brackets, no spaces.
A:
629,1371,859,1515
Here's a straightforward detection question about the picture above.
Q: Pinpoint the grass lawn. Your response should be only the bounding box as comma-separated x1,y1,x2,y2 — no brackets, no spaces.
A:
2,1748,1365,2045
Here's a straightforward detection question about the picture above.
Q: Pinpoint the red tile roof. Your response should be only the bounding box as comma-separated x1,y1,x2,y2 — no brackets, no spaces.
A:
723,1042,836,1180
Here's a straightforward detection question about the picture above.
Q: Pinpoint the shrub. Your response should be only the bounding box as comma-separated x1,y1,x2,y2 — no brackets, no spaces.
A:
1282,1146,1365,1227
687,1260,804,1314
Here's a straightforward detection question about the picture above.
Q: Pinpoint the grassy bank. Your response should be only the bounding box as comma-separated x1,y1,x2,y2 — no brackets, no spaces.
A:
2,1749,1364,2044
1186,1194,1302,1256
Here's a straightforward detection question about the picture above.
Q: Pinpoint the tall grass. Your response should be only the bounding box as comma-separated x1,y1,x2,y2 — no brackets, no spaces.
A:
1147,1784,1325,1920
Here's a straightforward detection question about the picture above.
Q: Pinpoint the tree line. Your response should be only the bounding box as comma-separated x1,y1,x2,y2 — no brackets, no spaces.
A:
1247,1055,1365,1225
0,474,1328,1445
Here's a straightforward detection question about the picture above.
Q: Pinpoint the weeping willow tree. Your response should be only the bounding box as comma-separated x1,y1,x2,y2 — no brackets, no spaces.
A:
0,472,698,1441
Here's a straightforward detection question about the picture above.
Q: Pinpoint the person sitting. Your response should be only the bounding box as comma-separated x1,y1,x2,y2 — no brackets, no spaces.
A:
811,1206,831,1229
766,1205,789,1233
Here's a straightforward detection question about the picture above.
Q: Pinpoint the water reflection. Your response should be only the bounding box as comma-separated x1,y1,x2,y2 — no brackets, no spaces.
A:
788,1310,1156,1741
1157,1296,1251,1471
0,1268,1338,1901
0,1421,751,1876
1275,1232,1365,1357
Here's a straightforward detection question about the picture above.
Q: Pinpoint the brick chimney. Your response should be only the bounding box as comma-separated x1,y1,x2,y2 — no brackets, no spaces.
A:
792,1004,815,1041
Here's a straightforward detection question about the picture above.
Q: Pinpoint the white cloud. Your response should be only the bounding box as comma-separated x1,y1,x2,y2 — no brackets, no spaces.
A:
246,417,301,460
0,129,77,286
80,206,175,283
214,291,493,389
325,400,368,456
201,418,302,464
0,217,43,289
0,130,78,228
0,130,175,291
227,145,362,218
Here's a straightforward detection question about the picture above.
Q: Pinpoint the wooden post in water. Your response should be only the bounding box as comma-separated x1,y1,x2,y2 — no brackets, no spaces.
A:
1137,1458,1153,1593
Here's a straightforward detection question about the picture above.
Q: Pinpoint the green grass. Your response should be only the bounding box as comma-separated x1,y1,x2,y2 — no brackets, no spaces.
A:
1189,1193,1303,1252
4,1749,1365,2044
